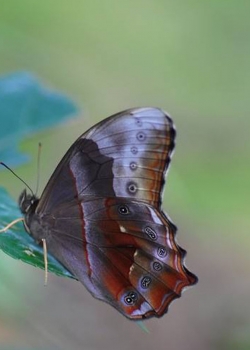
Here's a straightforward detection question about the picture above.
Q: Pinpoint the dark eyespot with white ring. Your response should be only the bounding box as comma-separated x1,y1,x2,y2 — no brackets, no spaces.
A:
118,205,130,215
141,276,152,289
152,261,163,271
137,131,146,141
157,246,167,258
131,146,138,154
144,226,158,240
135,118,143,127
130,161,137,171
124,291,138,305
127,182,138,194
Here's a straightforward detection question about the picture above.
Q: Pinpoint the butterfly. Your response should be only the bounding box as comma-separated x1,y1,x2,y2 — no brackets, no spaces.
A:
19,107,197,320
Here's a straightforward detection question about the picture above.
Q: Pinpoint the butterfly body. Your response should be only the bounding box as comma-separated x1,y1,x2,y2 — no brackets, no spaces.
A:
19,107,197,320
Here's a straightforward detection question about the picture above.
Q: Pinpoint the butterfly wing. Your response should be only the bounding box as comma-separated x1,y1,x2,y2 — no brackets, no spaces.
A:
32,107,197,319
36,107,174,211
44,197,197,319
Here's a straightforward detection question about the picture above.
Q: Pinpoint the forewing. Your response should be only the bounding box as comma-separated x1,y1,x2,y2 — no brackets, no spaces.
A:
36,107,175,213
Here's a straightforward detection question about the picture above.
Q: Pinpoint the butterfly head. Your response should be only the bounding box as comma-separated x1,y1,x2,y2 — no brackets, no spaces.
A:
19,189,38,215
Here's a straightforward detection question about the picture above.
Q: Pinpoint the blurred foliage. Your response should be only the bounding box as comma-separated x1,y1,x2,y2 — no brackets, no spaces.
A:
0,71,77,166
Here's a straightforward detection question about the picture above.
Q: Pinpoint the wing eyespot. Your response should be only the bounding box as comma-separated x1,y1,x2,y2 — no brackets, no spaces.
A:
140,276,152,289
144,226,158,241
136,131,146,141
118,205,130,215
127,182,138,195
152,261,163,271
157,246,168,258
124,291,138,305
129,161,138,171
130,146,138,154
135,117,143,127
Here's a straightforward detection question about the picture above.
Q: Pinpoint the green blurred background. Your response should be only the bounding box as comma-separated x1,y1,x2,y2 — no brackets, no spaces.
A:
0,1,250,349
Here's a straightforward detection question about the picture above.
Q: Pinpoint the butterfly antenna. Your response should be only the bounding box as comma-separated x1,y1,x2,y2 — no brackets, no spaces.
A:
35,142,42,196
0,162,34,196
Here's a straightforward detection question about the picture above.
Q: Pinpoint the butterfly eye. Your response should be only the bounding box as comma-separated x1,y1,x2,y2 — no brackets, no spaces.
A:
118,205,130,215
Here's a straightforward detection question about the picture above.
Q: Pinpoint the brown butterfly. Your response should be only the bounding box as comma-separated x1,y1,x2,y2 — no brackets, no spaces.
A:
19,107,197,320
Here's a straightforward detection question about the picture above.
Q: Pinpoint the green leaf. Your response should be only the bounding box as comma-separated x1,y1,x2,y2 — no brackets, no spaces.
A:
0,187,76,280
0,71,78,167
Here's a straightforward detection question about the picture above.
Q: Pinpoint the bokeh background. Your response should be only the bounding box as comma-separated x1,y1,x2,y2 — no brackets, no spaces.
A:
0,1,250,349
